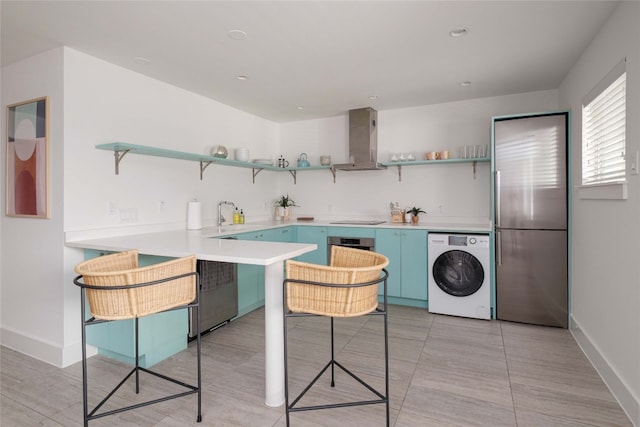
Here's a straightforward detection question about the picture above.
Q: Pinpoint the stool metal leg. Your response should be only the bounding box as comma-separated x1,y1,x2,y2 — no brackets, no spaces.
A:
80,288,89,427
330,317,335,388
283,270,390,426
76,271,202,425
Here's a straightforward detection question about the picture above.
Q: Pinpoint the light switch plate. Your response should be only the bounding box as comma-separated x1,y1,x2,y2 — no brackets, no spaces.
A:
631,151,639,175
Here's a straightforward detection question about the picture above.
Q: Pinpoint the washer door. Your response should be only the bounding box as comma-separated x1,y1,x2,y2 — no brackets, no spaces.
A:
432,250,484,297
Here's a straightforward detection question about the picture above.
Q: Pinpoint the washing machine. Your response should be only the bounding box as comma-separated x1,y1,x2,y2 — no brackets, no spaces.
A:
428,233,491,320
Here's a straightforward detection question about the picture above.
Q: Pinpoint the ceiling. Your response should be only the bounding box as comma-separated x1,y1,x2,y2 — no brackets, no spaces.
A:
1,1,618,123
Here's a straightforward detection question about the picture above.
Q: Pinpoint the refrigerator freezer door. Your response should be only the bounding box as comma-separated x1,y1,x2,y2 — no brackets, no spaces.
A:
494,114,567,230
496,229,567,328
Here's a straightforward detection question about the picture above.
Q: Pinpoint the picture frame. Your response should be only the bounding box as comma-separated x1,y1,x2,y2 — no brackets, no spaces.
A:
5,96,50,218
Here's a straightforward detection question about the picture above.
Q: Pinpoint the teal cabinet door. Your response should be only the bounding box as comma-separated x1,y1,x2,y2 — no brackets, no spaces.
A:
374,229,402,297
399,229,428,300
261,227,293,242
294,226,327,264
235,233,263,315
374,229,427,301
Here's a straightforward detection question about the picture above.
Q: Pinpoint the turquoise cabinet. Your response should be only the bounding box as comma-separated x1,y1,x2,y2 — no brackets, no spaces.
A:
374,229,402,297
375,229,428,304
260,227,294,242
294,226,328,264
82,250,188,368
235,232,265,315
234,226,294,315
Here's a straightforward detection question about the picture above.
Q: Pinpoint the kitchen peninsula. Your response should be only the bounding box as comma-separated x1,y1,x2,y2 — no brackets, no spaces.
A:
65,218,491,407
66,229,316,407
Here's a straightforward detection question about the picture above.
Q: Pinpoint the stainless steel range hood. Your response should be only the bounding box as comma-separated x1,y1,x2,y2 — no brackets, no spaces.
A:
334,107,386,171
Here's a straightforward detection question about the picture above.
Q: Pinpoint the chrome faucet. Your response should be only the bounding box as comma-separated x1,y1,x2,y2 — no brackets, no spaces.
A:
217,201,236,226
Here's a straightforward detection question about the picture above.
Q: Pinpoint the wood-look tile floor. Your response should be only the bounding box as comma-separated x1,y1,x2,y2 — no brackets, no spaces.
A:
0,305,632,426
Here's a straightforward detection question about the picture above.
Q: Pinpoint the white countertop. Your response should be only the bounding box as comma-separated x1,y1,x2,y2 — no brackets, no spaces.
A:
66,228,316,265
65,217,491,264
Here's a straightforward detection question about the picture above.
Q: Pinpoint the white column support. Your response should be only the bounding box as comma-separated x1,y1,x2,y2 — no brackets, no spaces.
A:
263,261,285,407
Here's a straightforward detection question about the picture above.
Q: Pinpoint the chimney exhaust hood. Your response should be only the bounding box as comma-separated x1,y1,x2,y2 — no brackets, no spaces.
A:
333,107,386,171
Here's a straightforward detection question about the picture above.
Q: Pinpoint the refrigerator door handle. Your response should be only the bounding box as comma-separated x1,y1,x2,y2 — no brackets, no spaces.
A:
496,230,502,266
495,170,501,227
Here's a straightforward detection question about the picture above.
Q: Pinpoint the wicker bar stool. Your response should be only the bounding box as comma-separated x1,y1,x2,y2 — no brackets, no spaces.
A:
283,246,390,426
73,249,202,426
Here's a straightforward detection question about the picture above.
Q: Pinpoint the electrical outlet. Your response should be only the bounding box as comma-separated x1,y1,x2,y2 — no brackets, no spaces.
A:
328,204,333,213
107,201,118,216
158,200,165,213
438,205,444,214
120,208,138,223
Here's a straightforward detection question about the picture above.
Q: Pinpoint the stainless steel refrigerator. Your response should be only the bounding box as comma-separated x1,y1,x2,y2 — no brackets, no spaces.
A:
494,112,568,328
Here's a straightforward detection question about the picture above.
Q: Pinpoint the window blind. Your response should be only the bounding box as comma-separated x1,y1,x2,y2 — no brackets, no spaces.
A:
582,60,626,185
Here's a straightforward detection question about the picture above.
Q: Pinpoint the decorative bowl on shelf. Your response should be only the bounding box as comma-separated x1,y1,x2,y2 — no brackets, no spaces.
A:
211,145,228,158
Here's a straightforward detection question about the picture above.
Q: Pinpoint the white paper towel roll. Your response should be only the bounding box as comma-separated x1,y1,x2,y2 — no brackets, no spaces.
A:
187,201,202,230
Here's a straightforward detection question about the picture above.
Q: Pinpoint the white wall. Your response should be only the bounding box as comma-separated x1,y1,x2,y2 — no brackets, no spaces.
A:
278,90,559,221
0,48,67,365
63,48,280,232
559,1,640,424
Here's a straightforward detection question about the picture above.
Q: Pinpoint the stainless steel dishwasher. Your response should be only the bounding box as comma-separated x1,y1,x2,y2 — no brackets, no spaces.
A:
188,258,238,339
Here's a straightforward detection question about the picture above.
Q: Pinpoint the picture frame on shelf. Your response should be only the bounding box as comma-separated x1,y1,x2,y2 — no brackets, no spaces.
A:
5,96,50,218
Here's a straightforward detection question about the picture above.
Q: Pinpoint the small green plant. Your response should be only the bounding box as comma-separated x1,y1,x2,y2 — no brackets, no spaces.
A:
408,206,426,216
275,194,298,208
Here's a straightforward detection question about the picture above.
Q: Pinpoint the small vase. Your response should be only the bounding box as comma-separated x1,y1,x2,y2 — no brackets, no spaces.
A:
411,215,419,224
275,207,286,221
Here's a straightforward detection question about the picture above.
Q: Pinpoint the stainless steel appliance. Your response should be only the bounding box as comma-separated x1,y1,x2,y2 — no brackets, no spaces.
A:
333,107,386,171
494,112,568,328
188,259,238,339
327,236,375,263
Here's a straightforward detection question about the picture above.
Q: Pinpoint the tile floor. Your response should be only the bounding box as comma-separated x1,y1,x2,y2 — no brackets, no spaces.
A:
0,305,632,426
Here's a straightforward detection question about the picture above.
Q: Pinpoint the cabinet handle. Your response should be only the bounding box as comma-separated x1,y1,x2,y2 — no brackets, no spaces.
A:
495,170,501,228
496,231,502,267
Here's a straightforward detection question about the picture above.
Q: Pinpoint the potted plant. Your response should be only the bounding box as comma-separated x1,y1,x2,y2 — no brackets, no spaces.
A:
274,194,298,220
408,206,426,224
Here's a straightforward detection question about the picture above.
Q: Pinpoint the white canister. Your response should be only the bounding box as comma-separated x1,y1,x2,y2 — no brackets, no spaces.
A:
234,148,250,162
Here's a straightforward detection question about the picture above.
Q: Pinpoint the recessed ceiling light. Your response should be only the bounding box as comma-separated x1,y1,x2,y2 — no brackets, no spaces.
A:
449,27,469,38
227,29,248,41
296,106,305,110
133,57,151,65
236,75,249,80
460,81,472,86
369,95,379,100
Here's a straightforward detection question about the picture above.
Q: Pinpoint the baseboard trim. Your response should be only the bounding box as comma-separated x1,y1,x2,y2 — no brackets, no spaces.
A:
570,315,639,427
0,327,96,368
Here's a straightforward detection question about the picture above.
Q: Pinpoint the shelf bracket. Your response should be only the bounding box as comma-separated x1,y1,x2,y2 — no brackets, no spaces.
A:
252,168,264,184
330,167,336,183
288,170,297,184
396,165,403,182
200,161,213,180
114,149,130,175
473,161,477,180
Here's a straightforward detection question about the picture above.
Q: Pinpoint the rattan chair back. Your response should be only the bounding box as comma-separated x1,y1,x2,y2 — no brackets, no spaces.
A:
285,246,389,317
74,249,196,320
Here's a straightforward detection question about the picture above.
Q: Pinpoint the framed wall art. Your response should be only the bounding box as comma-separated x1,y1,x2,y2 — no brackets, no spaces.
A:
6,96,50,218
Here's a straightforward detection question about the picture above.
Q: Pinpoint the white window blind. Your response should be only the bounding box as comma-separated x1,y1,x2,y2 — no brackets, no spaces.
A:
582,59,626,185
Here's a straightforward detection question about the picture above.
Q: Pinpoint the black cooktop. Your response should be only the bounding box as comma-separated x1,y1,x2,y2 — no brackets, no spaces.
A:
329,220,386,225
